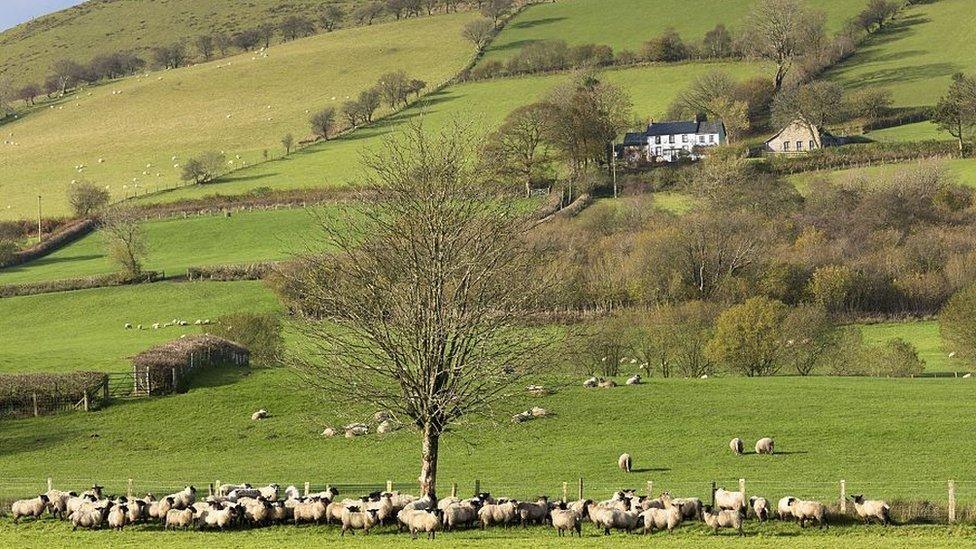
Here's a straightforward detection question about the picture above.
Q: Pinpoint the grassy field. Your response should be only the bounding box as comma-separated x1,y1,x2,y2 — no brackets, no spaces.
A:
0,281,280,374
0,12,477,220
865,121,953,143
826,0,976,107
859,320,956,373
130,61,770,204
787,158,976,192
484,0,868,63
0,207,329,284
0,0,384,87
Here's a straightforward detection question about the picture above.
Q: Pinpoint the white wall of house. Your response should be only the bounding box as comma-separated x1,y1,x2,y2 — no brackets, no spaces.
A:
645,132,721,161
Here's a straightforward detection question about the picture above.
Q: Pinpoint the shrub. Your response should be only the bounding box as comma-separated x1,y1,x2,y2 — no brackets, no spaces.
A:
641,28,688,62
133,335,249,394
806,264,858,313
208,312,283,366
67,181,110,217
707,297,788,376
941,284,976,365
0,241,17,264
181,151,226,184
470,59,505,80
866,338,925,377
309,107,338,140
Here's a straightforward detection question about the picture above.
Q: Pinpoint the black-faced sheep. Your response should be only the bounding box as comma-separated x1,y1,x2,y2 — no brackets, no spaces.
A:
714,488,746,516
11,494,50,523
850,495,891,526
788,498,828,529
730,437,744,455
341,505,379,535
749,496,769,522
399,508,443,539
638,496,683,534
755,437,774,455
702,504,744,536
551,500,589,537
586,501,640,535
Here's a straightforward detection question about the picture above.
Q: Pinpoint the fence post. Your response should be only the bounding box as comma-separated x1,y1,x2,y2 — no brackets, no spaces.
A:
840,480,846,513
647,481,653,497
562,482,568,503
47,477,53,492
475,479,480,495
171,367,178,390
387,480,393,493
451,482,457,498
83,391,89,412
949,480,956,524
304,482,310,497
32,392,39,417
711,482,716,507
216,480,221,497
102,378,109,401
578,477,584,501
128,479,133,498
739,478,746,512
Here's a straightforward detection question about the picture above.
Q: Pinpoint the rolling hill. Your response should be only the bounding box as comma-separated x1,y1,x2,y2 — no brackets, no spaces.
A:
0,0,376,88
0,11,478,220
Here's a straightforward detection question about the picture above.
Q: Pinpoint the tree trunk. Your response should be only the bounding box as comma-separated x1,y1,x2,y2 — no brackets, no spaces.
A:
419,425,439,499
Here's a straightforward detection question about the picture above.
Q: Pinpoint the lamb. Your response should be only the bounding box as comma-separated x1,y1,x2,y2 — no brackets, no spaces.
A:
551,500,589,537
341,505,380,535
850,495,890,526
749,496,769,522
11,494,50,523
625,374,641,385
399,508,443,539
730,437,744,455
618,453,632,473
586,501,640,535
583,376,599,388
598,379,617,388
478,500,520,528
702,505,744,536
107,504,128,530
251,409,269,420
787,498,828,529
755,437,775,455
777,496,795,520
165,507,196,530
638,496,683,534
165,486,196,509
517,496,550,526
714,488,746,516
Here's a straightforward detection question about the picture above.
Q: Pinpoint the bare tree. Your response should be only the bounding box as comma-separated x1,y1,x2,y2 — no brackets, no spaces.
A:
309,107,337,140
742,0,825,92
480,0,513,26
287,123,548,498
101,207,148,278
461,18,495,53
482,103,552,197
281,133,294,154
195,35,214,60
319,5,345,31
67,181,110,216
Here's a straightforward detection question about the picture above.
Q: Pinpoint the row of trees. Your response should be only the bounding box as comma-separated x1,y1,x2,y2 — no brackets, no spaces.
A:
933,72,976,153
13,52,146,105
308,71,426,142
587,299,924,379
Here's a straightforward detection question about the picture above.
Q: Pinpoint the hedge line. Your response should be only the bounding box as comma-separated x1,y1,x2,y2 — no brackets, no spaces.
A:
764,141,959,175
132,335,249,395
0,271,162,299
0,218,95,268
186,262,283,281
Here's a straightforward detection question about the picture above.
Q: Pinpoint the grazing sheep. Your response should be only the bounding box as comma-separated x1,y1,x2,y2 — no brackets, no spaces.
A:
750,496,769,522
639,496,683,534
730,437,744,455
598,379,617,388
714,488,746,516
787,498,828,529
755,437,775,455
107,504,128,530
11,494,50,523
399,508,443,539
625,374,641,385
165,507,196,530
777,496,795,521
203,502,238,530
341,505,380,535
702,505,744,536
551,500,589,537
251,409,269,421
618,453,632,473
583,376,599,388
478,500,520,528
850,495,891,526
165,486,196,509
517,496,550,526
586,501,640,535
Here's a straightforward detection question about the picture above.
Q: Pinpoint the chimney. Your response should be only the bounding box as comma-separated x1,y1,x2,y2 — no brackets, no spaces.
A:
647,117,654,129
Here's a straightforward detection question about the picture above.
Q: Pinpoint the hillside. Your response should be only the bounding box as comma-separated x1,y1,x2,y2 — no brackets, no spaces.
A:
483,0,870,63
826,0,976,107
0,11,477,220
0,0,373,87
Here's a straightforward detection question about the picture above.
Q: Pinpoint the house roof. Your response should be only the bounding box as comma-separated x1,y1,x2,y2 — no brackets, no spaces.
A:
764,118,836,145
623,132,647,146
640,119,725,137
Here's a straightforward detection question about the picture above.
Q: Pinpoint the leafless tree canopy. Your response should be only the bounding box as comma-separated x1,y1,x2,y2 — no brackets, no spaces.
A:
288,123,550,497
100,207,148,277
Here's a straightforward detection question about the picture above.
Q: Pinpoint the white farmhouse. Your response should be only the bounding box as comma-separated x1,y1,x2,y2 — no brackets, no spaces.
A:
622,119,726,163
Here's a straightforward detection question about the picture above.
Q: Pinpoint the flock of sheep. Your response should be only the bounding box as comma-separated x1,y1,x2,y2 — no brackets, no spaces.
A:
123,319,211,331
9,479,893,538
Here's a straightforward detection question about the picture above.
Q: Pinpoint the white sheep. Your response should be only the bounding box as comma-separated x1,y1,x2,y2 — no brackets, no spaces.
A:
284,485,301,500
598,379,617,388
583,376,599,388
345,424,369,437
729,437,744,455
702,505,743,535
70,502,112,530
714,488,746,516
850,495,890,526
478,500,519,528
164,486,196,509
517,496,549,526
638,496,683,534
107,504,128,530
322,427,337,437
203,502,238,529
258,484,279,501
341,505,379,535
377,420,396,433
618,453,632,473
788,498,828,529
45,489,75,519
442,501,480,531
165,507,195,529
777,496,795,520
586,501,640,535
11,494,50,523
293,497,328,524
251,409,269,420
399,508,443,539
625,374,641,385
749,496,769,522
755,437,775,455
551,500,588,536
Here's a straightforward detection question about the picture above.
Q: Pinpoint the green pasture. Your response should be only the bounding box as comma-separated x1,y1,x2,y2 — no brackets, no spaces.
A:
859,320,956,373
787,157,976,192
865,121,953,143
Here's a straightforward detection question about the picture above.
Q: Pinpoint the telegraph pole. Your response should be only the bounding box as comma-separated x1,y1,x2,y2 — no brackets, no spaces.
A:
37,195,42,243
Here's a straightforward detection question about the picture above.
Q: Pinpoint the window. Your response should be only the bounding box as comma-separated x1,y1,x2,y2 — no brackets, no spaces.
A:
669,135,675,144
698,135,705,143
655,147,661,155
655,136,661,145
783,141,790,151
796,140,803,150
709,134,715,143
810,140,816,150
682,134,688,143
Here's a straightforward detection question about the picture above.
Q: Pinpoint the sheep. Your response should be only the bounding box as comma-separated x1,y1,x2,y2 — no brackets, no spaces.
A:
70,502,113,530
755,437,775,455
125,499,149,523
669,496,703,521
517,496,550,526
165,507,196,530
365,493,395,525
583,376,599,388
107,504,129,530
478,500,520,528
67,494,97,516
341,505,380,535
284,485,301,500
374,410,390,422
83,484,104,500
165,486,196,509
251,409,269,420
442,500,481,530
322,427,338,437
512,411,533,423
45,489,76,519
11,494,50,523
749,496,769,522
638,496,683,534
625,374,641,385
787,498,828,529
377,420,396,433
530,406,549,418
702,505,744,536
598,379,617,388
399,508,443,539
149,496,175,520
714,488,746,516
258,484,280,501
124,323,132,329
618,453,633,473
551,500,589,537
243,497,273,526
586,501,640,535
219,483,252,497
730,437,744,455
850,495,890,526
345,424,369,437
203,502,238,530
293,497,328,525
777,496,795,520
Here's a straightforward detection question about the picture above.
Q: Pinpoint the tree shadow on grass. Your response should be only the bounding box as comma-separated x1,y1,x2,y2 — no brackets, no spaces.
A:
508,16,567,31
0,429,83,458
632,467,670,473
0,254,104,274
218,172,278,184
